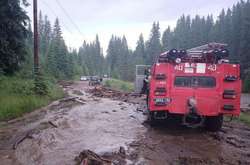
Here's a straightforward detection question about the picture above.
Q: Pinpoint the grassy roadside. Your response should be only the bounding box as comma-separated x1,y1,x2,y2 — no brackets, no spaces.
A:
104,79,134,92
0,76,64,121
237,112,250,126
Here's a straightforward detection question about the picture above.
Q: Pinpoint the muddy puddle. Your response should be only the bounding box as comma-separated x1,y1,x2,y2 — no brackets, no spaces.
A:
14,99,146,165
0,81,250,165
0,82,146,165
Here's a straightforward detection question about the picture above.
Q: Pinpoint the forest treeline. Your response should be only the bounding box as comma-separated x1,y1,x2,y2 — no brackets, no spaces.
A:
0,0,250,91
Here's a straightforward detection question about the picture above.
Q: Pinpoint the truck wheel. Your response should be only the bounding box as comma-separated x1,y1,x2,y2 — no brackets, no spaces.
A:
148,112,158,126
205,115,223,132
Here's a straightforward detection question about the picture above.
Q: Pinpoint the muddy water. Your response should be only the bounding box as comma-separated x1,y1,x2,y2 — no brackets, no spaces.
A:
0,82,146,165
0,82,250,165
15,100,146,165
129,122,250,165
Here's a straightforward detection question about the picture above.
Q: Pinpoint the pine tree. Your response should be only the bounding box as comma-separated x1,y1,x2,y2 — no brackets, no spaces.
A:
206,15,214,42
146,22,161,64
46,18,69,79
42,15,52,57
174,15,192,49
0,0,29,74
38,11,44,55
239,0,250,79
106,35,117,76
106,35,131,79
134,34,145,64
231,2,243,60
162,26,172,51
119,36,130,80
46,43,57,76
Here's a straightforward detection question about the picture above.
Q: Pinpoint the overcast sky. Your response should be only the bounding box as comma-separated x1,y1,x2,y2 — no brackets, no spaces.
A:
25,0,240,52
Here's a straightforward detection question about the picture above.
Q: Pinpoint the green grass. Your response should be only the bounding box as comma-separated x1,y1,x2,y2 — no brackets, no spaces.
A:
0,76,64,121
237,112,250,126
104,79,134,92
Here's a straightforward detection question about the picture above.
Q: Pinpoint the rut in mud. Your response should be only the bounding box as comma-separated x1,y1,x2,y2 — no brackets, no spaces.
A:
0,81,250,165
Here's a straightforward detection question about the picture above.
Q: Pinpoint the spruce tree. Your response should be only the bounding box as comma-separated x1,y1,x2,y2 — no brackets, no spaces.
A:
146,22,161,64
0,0,29,74
134,34,145,64
239,0,250,79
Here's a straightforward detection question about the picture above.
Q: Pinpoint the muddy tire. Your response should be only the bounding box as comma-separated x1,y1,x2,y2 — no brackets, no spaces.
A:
146,92,158,126
148,112,159,127
205,115,223,132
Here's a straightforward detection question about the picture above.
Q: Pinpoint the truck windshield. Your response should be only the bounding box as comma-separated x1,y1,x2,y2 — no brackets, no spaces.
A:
174,76,216,88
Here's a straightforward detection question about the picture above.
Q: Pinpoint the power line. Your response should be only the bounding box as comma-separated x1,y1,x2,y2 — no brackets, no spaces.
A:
40,0,73,35
55,0,85,38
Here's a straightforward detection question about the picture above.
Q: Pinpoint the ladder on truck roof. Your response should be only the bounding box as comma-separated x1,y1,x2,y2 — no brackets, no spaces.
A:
158,42,229,63
187,42,227,52
187,42,228,57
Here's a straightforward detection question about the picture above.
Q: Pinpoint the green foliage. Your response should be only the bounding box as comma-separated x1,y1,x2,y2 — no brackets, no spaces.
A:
105,22,161,81
78,35,105,76
104,79,134,92
0,0,29,75
237,112,250,126
134,34,146,65
162,26,172,51
106,35,132,81
0,76,34,95
38,16,77,80
34,71,48,95
105,80,111,87
243,74,250,93
146,22,161,65
0,95,48,121
0,76,64,121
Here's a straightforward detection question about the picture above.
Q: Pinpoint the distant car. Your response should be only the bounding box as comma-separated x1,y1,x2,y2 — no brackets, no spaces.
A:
103,74,108,78
80,76,88,81
89,76,101,86
86,76,90,80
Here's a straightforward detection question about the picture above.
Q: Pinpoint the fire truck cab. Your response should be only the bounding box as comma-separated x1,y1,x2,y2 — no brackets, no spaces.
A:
147,43,241,131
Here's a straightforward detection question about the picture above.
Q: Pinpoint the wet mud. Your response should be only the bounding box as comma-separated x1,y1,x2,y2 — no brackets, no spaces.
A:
0,81,250,165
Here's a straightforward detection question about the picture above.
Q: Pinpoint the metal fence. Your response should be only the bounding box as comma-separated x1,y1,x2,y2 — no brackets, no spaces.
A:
134,65,151,93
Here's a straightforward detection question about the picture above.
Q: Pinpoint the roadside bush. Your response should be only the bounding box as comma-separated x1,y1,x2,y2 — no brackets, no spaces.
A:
238,112,250,126
104,80,111,87
12,80,34,95
0,76,34,95
121,84,128,91
0,95,48,120
243,74,250,93
104,79,133,92
0,69,3,76
0,76,64,121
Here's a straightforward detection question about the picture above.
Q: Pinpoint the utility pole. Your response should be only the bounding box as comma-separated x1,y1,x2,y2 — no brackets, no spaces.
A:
33,0,47,95
33,0,39,73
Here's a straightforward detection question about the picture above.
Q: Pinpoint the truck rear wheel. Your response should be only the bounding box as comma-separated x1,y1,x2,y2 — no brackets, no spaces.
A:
146,94,157,126
148,112,158,126
205,115,223,132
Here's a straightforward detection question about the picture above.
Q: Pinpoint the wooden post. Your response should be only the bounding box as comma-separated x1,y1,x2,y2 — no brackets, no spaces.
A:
33,0,39,74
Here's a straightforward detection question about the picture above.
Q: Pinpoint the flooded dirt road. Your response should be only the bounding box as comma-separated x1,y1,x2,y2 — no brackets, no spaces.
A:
0,81,250,165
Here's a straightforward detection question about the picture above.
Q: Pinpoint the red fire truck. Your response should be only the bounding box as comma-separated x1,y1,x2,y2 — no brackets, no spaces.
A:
147,43,241,131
